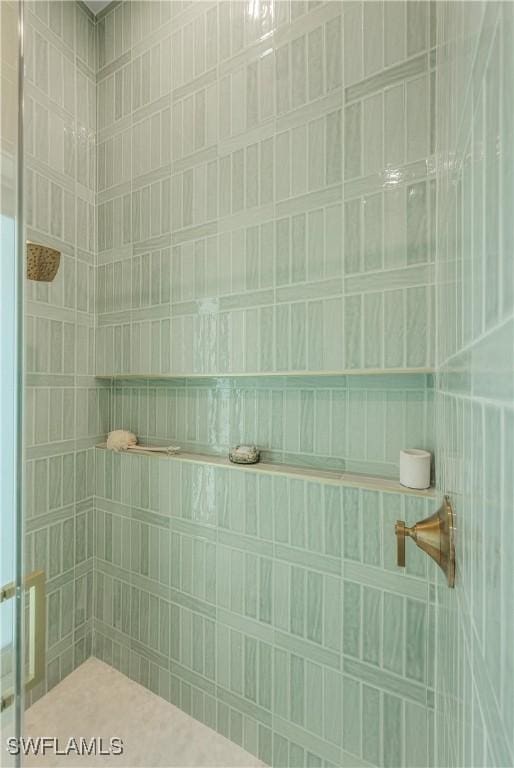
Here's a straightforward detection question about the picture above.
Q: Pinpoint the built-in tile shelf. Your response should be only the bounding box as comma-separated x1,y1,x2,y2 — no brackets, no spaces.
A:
95,443,436,498
95,368,434,382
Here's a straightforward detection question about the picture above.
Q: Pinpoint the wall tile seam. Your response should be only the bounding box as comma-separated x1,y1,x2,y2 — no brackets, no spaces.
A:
88,615,431,707
447,3,501,164
95,1,340,78
446,587,514,766
435,314,514,374
26,6,77,62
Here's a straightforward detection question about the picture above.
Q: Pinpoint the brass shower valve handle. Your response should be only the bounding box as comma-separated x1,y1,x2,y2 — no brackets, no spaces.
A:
394,497,456,588
395,520,407,567
395,520,418,567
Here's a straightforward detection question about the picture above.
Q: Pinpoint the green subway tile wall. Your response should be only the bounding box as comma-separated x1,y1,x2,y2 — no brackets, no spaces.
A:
435,3,514,767
23,0,109,703
20,1,514,766
93,450,438,767
95,0,436,376
91,1,437,765
25,2,506,767
91,2,440,756
90,2,439,755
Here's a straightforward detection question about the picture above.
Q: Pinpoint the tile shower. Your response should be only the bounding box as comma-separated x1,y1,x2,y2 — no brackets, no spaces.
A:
18,1,513,767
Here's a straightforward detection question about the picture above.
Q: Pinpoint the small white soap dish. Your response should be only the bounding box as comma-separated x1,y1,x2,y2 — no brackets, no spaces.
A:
229,444,260,464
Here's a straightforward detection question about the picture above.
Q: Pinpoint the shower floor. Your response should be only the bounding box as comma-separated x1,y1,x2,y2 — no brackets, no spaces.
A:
24,659,264,767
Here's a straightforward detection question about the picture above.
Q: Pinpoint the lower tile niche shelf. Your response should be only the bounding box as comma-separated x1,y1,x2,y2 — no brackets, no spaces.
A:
95,444,436,498
95,368,435,380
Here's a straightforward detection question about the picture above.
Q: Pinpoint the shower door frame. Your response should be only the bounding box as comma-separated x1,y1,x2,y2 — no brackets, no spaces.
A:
0,0,25,759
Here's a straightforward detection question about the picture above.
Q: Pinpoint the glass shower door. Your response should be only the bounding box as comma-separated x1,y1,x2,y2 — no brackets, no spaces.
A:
1,0,23,760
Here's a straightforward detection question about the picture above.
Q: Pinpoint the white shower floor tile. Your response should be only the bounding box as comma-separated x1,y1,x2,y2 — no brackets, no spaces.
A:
24,659,265,768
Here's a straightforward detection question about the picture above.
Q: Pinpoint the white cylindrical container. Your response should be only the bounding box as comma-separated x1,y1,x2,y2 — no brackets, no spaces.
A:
400,449,431,490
